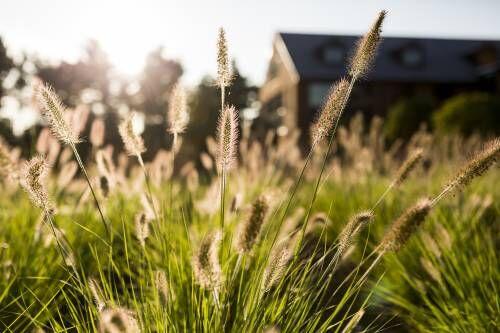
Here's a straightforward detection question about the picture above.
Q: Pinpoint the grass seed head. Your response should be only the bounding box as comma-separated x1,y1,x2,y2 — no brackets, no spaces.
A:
216,105,239,173
380,198,432,252
263,326,281,333
192,231,222,290
0,141,15,180
444,137,500,195
235,195,269,253
168,84,189,135
34,82,80,145
349,10,387,78
99,307,140,333
134,212,151,248
261,242,291,293
118,113,146,157
216,27,232,88
393,148,424,186
420,257,442,284
88,278,106,312
154,270,169,304
310,78,350,145
337,211,374,256
20,156,52,211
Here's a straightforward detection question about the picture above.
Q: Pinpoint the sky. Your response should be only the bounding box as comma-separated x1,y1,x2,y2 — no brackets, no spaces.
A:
1,0,500,86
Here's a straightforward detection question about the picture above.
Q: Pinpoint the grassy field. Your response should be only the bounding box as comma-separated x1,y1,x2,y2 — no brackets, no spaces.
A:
0,119,498,332
0,10,499,333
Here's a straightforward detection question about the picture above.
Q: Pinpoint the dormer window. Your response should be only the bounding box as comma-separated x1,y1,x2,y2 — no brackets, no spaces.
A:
396,43,425,68
402,47,423,66
321,43,345,65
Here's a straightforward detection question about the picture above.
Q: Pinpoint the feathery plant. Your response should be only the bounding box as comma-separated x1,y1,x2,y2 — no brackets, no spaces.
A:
216,27,236,244
0,10,498,333
35,82,110,237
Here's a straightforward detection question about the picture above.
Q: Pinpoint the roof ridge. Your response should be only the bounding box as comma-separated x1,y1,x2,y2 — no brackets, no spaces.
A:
278,31,500,43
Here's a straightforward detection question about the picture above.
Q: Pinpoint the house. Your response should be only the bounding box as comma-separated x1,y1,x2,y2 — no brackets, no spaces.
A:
258,32,500,144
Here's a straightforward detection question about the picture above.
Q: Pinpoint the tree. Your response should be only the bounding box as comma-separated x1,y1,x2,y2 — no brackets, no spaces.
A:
36,39,112,107
0,37,16,142
0,37,14,99
183,62,257,162
138,47,183,117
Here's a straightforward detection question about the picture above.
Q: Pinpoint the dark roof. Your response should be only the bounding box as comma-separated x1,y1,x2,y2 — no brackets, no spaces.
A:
278,32,500,83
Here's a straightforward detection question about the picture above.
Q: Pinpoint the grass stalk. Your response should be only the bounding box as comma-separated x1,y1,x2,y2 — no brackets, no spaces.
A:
70,143,110,237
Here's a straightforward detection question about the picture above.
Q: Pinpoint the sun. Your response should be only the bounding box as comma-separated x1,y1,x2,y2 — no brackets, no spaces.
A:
85,1,156,76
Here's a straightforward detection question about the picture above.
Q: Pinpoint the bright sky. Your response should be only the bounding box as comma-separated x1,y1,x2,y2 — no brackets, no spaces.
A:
1,0,500,86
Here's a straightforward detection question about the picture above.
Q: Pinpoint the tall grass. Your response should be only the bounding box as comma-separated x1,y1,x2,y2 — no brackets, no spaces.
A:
0,10,498,333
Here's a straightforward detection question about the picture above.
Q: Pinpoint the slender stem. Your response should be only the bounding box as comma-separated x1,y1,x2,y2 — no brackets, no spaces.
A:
169,133,177,216
430,183,453,207
70,143,110,237
353,250,385,289
219,83,226,247
220,170,226,234
268,146,316,250
43,210,69,267
43,209,82,281
294,78,356,258
213,288,220,310
250,144,316,306
221,86,225,112
371,182,395,211
137,154,159,221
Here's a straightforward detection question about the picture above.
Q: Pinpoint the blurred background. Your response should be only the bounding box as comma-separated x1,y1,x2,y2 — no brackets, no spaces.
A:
0,0,499,165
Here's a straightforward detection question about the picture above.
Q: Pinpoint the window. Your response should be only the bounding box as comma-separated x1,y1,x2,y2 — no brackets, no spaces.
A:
397,44,425,68
308,83,331,108
322,45,344,65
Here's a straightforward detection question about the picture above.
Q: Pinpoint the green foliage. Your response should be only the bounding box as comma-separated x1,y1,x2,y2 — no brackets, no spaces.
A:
377,186,499,332
433,92,500,136
384,94,435,141
1,147,498,332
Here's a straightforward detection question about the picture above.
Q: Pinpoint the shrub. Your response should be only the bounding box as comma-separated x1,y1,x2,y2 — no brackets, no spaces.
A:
384,94,435,142
433,92,500,136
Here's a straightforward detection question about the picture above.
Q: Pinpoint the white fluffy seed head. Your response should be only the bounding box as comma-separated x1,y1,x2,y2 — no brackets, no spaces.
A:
34,82,79,145
310,78,350,145
216,105,239,173
98,307,140,333
216,27,233,88
192,231,222,290
118,113,146,157
20,156,52,211
168,84,189,135
154,270,169,304
134,212,151,248
349,10,387,78
88,278,106,312
261,242,291,293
